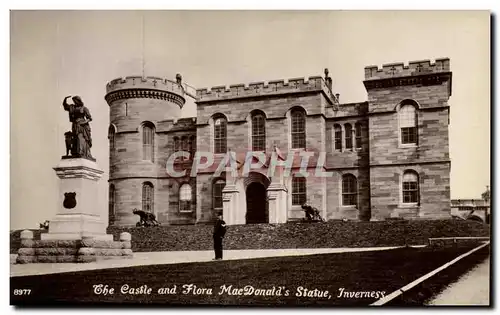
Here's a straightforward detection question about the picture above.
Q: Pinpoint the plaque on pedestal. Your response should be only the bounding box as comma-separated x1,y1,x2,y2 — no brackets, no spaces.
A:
41,158,111,240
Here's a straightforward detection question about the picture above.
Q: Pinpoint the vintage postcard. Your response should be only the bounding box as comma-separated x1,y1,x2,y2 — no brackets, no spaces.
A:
9,10,491,306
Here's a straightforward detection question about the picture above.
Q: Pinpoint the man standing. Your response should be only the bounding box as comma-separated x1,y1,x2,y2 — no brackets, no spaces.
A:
213,212,226,260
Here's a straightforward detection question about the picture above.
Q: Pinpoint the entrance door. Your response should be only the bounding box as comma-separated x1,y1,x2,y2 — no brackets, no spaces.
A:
246,182,268,224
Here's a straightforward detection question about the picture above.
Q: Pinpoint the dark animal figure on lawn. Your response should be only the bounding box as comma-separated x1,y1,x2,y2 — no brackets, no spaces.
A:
301,203,325,222
132,208,160,227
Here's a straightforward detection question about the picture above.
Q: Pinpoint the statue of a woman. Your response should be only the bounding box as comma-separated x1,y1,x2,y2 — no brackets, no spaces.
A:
62,95,93,159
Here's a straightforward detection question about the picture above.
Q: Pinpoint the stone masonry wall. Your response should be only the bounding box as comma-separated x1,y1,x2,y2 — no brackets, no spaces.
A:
368,109,450,165
369,163,450,220
110,178,169,226
325,168,370,221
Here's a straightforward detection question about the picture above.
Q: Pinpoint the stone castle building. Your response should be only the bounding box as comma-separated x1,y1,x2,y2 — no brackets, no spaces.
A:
105,58,452,227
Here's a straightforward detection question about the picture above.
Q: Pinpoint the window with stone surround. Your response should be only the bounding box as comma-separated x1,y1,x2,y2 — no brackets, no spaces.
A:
291,109,306,149
252,113,266,151
292,176,307,205
142,182,154,213
334,124,342,151
402,171,419,204
142,123,155,162
345,123,353,150
179,184,192,212
108,125,116,151
342,174,358,206
399,104,418,145
355,122,362,149
214,117,227,154
108,184,115,225
213,179,226,211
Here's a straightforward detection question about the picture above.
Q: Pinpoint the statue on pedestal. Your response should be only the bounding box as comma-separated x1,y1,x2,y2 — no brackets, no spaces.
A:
62,95,94,160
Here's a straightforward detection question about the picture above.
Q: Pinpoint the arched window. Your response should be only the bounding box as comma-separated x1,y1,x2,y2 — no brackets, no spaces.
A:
213,179,226,210
334,124,342,151
214,117,227,154
142,123,155,162
399,104,418,144
291,110,306,149
292,176,307,205
355,122,362,149
345,123,353,150
108,125,116,151
173,137,180,152
179,184,192,212
142,182,154,213
252,113,266,151
342,174,358,206
108,184,115,225
402,171,419,204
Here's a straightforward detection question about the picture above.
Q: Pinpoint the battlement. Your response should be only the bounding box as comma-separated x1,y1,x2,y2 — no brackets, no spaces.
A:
196,76,339,104
364,58,450,80
106,76,186,96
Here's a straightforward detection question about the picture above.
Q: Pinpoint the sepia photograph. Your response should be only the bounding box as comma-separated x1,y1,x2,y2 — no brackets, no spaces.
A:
9,8,491,307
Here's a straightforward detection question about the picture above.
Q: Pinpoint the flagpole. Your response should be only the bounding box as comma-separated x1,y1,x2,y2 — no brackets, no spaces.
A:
141,13,145,78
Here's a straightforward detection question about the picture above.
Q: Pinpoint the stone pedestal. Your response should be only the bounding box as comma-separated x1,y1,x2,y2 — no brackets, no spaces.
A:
42,158,110,240
15,157,133,264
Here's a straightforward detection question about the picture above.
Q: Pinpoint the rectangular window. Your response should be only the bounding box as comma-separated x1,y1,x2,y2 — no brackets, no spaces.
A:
292,177,307,205
345,124,353,150
355,124,362,149
345,134,353,149
401,127,417,144
213,182,225,209
334,130,342,151
342,194,357,206
179,200,191,212
402,182,418,203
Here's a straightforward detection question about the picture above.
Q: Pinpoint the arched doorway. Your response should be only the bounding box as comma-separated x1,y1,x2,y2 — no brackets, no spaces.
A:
246,182,268,224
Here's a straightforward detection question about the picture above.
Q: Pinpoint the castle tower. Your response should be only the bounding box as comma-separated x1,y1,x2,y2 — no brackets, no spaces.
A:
105,76,186,226
363,58,452,219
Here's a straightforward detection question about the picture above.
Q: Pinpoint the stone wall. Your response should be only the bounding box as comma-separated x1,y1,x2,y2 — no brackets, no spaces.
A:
369,162,451,220
105,59,452,226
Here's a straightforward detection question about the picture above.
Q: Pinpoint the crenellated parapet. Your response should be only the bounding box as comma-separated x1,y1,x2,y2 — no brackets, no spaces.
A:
105,76,186,107
363,58,452,94
196,76,339,105
364,58,450,80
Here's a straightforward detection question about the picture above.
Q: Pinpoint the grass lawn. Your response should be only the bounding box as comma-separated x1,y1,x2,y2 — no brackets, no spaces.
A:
10,243,488,306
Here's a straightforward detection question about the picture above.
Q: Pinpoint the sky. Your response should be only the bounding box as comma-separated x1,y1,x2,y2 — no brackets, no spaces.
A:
10,10,490,230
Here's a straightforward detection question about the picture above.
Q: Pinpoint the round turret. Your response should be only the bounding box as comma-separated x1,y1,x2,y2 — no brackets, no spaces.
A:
105,75,186,227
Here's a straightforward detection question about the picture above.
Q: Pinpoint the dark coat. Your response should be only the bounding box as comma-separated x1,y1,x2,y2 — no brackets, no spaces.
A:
213,218,227,238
